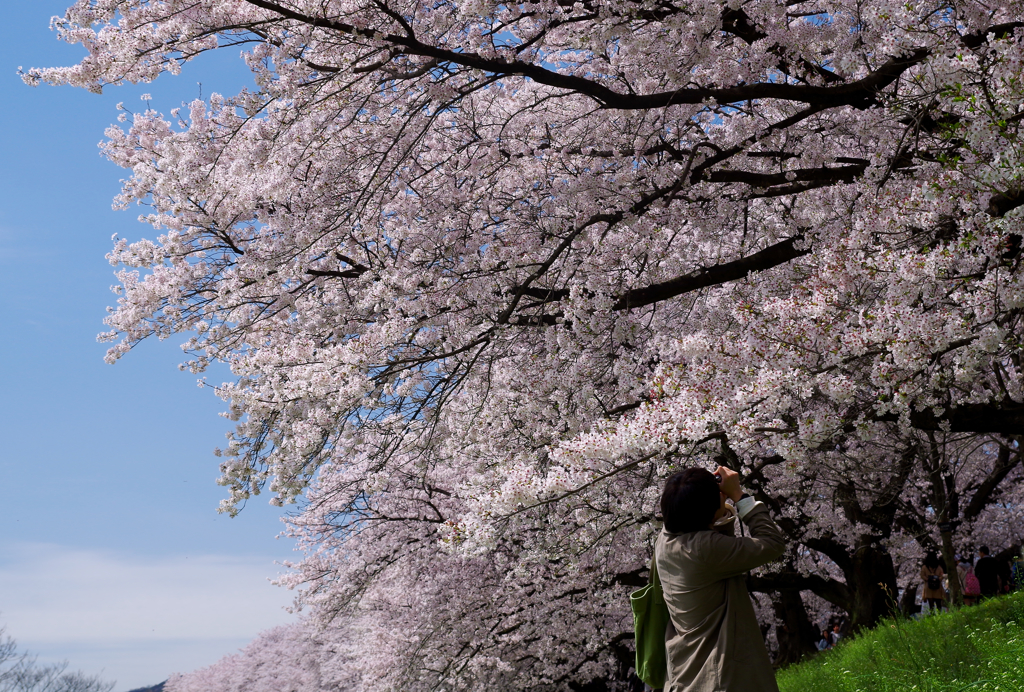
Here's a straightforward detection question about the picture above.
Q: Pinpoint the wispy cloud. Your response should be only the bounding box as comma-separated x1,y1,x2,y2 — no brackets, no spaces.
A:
0,543,296,691
0,224,47,262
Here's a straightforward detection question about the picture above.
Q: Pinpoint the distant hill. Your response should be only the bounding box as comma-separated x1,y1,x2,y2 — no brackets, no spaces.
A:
126,683,165,692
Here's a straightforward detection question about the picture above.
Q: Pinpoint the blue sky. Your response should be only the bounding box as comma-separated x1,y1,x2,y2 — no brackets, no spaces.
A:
0,5,298,689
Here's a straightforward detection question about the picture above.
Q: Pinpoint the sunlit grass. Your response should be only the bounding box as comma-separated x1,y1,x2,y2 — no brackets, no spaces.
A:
777,592,1024,692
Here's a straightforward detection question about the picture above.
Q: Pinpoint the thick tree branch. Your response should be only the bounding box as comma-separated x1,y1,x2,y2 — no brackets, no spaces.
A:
962,22,1024,49
243,0,929,111
988,188,1024,218
704,164,866,186
613,235,808,310
879,402,1024,435
748,572,852,610
962,442,1022,520
517,235,809,314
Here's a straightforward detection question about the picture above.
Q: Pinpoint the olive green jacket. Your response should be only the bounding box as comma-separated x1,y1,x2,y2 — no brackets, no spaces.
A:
655,499,787,692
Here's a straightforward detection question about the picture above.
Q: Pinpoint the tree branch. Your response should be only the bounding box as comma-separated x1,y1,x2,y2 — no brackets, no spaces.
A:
612,235,808,310
748,572,852,611
879,402,1024,435
242,1,928,111
962,441,1022,520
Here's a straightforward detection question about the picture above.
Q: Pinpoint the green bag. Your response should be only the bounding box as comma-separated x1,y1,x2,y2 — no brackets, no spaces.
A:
630,551,669,689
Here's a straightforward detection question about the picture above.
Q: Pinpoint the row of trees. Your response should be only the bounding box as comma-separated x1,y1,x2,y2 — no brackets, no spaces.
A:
0,628,112,692
31,0,1024,688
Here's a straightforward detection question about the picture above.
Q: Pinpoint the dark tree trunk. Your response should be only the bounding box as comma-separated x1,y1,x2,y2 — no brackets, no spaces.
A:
940,527,961,606
770,589,820,666
900,582,919,617
846,540,899,631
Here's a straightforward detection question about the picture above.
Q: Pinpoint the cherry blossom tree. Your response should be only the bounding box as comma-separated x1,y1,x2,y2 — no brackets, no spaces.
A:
27,0,1024,688
165,623,325,692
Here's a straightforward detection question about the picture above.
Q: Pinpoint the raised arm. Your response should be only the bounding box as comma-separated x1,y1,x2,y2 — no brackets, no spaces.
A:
703,498,787,580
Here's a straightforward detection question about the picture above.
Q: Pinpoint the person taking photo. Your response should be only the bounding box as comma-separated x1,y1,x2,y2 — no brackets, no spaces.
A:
656,466,787,692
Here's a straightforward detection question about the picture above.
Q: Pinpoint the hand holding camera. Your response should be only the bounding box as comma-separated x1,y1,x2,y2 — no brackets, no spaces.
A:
713,466,743,503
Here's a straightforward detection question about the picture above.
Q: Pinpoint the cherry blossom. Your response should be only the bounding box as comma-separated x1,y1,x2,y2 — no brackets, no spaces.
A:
28,0,1024,687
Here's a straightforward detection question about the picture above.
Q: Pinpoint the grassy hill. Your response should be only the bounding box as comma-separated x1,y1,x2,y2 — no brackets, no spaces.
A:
778,592,1024,692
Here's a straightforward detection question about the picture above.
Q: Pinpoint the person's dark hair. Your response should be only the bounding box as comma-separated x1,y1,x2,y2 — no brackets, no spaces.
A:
924,551,941,570
979,546,990,556
661,468,720,533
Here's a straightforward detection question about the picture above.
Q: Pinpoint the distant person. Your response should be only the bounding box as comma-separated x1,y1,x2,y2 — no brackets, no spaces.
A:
959,556,981,606
830,624,843,646
657,466,787,692
920,551,946,611
816,630,831,651
974,546,1001,598
958,551,975,576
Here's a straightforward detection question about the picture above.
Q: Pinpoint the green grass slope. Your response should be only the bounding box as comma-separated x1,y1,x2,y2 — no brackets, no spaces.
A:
778,592,1024,692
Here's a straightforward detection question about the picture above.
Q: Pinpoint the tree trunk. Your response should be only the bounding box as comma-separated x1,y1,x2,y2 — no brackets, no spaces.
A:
940,527,961,606
770,589,820,666
846,540,899,631
899,582,919,617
